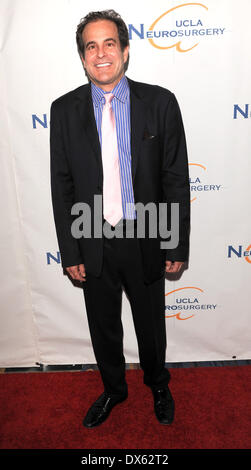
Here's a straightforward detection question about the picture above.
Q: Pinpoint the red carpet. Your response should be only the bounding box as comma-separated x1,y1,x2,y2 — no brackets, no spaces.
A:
0,366,250,449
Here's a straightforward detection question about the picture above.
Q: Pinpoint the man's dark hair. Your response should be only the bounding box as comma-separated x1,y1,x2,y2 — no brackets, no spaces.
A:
76,9,129,71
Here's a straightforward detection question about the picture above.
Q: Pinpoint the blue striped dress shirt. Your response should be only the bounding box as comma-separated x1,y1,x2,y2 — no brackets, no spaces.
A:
91,76,136,220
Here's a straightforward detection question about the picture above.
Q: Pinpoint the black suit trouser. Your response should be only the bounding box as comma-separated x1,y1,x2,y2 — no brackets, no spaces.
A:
82,231,170,397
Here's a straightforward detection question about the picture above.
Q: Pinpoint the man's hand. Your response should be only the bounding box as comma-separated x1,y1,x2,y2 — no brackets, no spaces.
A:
165,261,184,273
66,263,86,282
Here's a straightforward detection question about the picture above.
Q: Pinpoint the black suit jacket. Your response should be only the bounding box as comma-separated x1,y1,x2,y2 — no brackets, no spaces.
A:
50,77,190,284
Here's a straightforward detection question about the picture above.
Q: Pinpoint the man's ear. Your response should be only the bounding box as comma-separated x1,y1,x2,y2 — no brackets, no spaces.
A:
123,45,129,64
80,54,86,67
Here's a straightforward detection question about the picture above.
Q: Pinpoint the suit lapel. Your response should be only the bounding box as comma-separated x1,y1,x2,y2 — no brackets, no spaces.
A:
75,84,103,181
128,78,147,182
74,79,147,186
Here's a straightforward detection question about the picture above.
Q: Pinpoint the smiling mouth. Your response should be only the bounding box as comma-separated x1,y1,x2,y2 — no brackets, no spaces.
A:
95,63,112,68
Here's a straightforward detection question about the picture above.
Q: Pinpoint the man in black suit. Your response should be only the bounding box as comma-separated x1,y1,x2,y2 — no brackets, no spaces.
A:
50,9,190,428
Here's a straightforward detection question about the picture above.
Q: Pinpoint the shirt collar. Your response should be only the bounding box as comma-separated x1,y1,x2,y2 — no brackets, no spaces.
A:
91,75,129,107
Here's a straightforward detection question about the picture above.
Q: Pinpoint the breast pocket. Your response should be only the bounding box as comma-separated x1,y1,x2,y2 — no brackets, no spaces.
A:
141,135,160,154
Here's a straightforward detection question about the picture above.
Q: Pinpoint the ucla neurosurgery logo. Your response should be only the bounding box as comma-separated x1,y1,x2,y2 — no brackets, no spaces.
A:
228,244,251,264
129,3,227,52
233,104,251,119
165,286,217,320
189,163,222,202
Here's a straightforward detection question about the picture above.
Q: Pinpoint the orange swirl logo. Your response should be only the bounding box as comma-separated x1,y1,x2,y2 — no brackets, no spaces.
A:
189,163,206,202
245,245,251,264
148,3,208,52
189,162,222,202
128,2,227,53
165,286,217,320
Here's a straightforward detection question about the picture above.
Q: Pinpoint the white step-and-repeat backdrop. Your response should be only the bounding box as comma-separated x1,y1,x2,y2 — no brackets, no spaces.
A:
0,0,250,367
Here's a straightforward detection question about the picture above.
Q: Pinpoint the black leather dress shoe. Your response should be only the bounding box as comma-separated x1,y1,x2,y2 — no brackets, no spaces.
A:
151,387,175,425
83,392,128,428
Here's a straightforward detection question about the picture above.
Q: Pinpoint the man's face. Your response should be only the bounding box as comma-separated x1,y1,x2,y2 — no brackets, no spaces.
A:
81,19,129,91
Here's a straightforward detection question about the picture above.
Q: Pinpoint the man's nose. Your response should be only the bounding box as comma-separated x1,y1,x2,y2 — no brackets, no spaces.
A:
97,46,105,58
